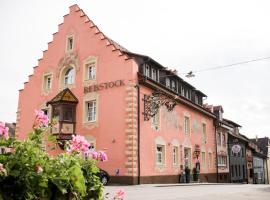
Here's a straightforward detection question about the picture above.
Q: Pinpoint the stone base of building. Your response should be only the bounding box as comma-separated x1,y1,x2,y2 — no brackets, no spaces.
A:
198,173,217,183
217,173,230,183
110,173,218,185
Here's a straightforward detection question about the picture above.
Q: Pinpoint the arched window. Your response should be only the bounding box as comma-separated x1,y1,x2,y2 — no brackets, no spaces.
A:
64,68,75,85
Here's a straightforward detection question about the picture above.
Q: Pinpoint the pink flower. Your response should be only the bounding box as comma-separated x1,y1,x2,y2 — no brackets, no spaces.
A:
33,110,49,128
115,189,125,200
68,135,90,153
0,122,9,139
36,165,43,173
89,151,108,161
91,151,99,160
98,151,108,161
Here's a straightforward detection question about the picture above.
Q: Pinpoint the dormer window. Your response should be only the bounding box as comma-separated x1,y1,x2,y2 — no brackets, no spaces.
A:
152,68,157,81
145,64,150,77
219,110,223,121
67,35,74,51
165,78,170,88
171,80,176,92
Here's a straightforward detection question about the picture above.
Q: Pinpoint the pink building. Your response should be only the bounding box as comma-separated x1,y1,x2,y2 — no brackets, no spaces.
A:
16,4,217,184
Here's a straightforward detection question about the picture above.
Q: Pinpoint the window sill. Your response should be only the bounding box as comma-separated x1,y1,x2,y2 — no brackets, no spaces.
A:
156,164,166,168
83,79,97,86
83,121,98,129
41,89,52,96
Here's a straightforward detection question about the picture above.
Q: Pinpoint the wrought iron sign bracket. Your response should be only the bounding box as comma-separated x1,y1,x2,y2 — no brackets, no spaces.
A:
142,90,176,121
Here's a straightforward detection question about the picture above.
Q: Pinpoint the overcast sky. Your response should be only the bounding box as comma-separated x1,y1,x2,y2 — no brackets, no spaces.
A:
0,0,269,138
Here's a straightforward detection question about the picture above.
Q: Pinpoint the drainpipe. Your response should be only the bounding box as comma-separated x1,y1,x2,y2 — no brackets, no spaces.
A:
227,138,232,183
135,83,141,184
214,124,219,183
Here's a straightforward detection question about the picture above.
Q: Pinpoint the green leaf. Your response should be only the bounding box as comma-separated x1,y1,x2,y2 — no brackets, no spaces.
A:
69,165,86,197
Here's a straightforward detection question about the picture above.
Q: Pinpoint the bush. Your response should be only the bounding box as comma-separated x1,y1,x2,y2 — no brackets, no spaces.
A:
0,111,104,200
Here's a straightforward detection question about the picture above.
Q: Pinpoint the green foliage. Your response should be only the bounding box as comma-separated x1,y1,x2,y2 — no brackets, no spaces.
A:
0,127,104,200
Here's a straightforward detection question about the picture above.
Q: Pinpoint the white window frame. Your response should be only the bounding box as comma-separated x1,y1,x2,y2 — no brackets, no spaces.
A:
86,63,96,80
202,123,207,143
208,152,213,169
145,64,150,77
66,35,74,51
173,146,179,166
86,100,97,122
184,116,190,136
156,144,165,165
201,151,206,169
151,68,157,81
44,74,52,91
171,80,176,91
64,67,75,86
165,78,170,88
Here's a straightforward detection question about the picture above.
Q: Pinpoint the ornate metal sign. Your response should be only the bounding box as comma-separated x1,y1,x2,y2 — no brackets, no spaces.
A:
143,90,176,121
231,144,241,154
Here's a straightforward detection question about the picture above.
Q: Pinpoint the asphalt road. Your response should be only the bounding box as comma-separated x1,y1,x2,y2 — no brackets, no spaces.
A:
104,183,270,200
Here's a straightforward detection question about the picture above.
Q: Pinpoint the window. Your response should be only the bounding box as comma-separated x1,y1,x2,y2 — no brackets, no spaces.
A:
86,63,96,80
218,155,227,166
231,165,234,177
222,133,226,146
165,78,170,88
208,152,213,168
43,74,52,90
156,145,165,165
63,106,73,121
202,123,207,143
86,100,97,122
145,64,150,77
151,68,157,81
152,108,160,130
64,68,75,85
67,36,74,51
217,132,221,145
201,152,206,169
171,80,176,92
173,146,179,165
184,116,190,135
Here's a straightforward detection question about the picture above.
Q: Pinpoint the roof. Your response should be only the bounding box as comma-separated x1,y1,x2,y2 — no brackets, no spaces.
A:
47,88,78,105
213,105,224,113
223,118,241,128
250,137,269,155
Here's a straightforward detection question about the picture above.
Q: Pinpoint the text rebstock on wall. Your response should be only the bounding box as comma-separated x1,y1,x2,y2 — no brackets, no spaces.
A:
84,80,125,93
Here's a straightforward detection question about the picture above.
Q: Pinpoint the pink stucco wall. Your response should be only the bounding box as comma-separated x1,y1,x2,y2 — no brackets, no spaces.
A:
139,86,217,177
16,5,137,176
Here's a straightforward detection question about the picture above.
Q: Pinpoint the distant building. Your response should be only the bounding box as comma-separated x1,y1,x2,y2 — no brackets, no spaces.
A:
212,105,231,183
225,119,248,183
251,137,269,184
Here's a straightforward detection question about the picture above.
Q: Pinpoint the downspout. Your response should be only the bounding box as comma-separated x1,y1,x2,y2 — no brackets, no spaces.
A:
136,83,141,184
214,124,219,183
227,137,232,183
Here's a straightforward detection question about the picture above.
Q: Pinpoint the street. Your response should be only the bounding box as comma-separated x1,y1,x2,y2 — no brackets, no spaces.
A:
105,184,270,200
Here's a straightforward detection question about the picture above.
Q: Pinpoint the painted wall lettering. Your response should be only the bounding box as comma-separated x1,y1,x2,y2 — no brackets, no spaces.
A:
84,80,125,93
